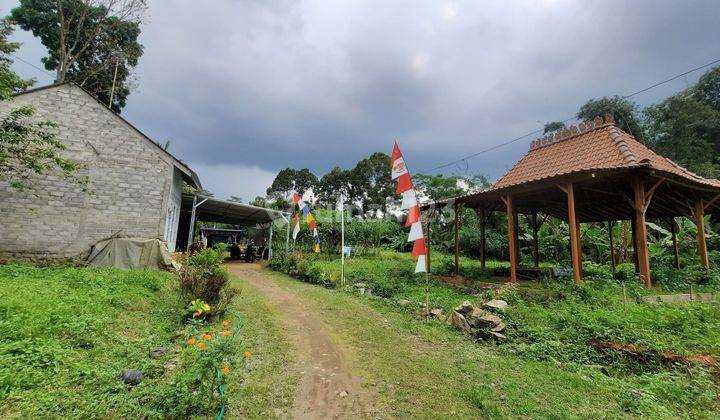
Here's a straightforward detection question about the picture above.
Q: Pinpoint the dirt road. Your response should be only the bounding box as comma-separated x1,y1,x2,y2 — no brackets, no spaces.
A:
227,263,374,419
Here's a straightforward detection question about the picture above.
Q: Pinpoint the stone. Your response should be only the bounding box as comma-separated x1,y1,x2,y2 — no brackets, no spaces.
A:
118,369,143,386
454,301,474,316
339,390,348,398
483,299,508,313
354,282,367,288
149,347,167,359
465,307,490,328
429,308,443,318
491,322,506,332
489,332,507,344
451,311,472,335
477,314,503,328
397,299,411,307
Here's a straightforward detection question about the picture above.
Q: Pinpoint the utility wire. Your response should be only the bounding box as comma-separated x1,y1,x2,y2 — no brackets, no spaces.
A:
418,57,720,174
8,52,56,80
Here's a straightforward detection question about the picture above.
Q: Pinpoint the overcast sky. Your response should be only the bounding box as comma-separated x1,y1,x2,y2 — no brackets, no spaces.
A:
4,0,720,200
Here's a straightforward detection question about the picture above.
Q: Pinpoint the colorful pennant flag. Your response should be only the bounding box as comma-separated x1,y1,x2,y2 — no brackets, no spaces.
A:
391,142,426,273
292,192,321,253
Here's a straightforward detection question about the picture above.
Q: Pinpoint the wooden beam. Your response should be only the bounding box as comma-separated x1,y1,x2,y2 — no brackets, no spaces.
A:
566,183,582,284
453,203,460,276
669,217,680,270
694,200,709,270
608,221,616,274
505,195,518,282
704,193,720,211
479,208,486,270
633,177,652,287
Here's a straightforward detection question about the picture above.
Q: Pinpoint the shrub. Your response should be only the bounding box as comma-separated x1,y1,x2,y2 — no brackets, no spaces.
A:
177,248,237,318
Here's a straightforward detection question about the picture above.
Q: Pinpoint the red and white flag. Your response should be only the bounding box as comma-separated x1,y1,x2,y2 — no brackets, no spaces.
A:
391,142,427,273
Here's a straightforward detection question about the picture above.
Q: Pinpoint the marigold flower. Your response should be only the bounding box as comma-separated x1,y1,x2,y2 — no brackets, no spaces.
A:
192,311,201,318
222,320,230,327
243,351,252,359
187,338,196,345
197,341,206,350
221,366,230,376
222,329,232,336
203,333,212,341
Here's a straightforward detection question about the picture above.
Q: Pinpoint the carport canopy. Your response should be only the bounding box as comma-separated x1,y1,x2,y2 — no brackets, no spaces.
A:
183,193,291,254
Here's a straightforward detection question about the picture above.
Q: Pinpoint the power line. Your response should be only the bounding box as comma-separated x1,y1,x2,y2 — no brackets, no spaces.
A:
418,57,720,174
7,52,56,80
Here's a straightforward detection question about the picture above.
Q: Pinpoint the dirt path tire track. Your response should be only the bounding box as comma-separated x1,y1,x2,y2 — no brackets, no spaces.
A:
227,263,374,419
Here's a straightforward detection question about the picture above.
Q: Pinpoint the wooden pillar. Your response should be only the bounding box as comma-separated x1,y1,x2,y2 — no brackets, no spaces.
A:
608,221,616,274
694,200,709,270
504,195,518,282
632,177,651,287
453,203,460,276
670,217,680,270
479,208,486,270
531,213,540,268
566,183,582,284
575,219,583,277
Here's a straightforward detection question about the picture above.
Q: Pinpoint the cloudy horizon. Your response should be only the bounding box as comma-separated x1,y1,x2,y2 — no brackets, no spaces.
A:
4,0,720,201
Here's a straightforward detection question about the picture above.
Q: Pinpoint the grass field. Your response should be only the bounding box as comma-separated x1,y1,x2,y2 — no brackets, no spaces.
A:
269,249,720,417
0,264,296,419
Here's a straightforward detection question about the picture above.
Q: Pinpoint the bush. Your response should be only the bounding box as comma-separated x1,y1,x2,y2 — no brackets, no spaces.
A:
177,248,237,317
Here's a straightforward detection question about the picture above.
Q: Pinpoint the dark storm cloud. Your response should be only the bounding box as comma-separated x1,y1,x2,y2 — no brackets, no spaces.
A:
7,0,720,198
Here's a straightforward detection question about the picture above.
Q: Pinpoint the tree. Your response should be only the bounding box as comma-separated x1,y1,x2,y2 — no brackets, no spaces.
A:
317,166,353,205
577,96,645,142
413,174,488,201
350,152,393,212
644,72,720,178
266,168,318,200
10,0,146,111
695,65,720,110
543,121,565,134
0,18,87,191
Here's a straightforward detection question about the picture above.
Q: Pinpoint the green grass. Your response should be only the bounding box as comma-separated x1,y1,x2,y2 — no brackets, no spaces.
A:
259,268,720,418
0,264,185,418
225,277,299,418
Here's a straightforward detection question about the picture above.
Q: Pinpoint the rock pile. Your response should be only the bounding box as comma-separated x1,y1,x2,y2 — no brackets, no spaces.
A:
450,300,508,343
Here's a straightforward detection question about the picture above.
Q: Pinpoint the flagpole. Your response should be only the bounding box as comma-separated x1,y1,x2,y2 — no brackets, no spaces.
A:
425,216,430,320
340,196,345,287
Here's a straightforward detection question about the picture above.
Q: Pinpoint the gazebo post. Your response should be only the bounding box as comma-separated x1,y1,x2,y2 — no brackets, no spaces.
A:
694,200,709,270
632,177,651,287
531,213,540,268
479,208,486,270
608,221,616,274
565,183,582,284
670,218,680,269
453,203,460,276
503,195,518,282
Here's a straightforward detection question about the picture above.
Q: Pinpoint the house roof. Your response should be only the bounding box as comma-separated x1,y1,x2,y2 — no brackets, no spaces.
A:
493,114,720,191
12,82,201,188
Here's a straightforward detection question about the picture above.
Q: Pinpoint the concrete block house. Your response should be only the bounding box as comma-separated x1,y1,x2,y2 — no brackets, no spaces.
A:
0,83,201,261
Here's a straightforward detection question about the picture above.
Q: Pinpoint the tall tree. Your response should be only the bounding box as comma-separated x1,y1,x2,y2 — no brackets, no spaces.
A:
644,66,720,178
10,0,146,111
317,166,353,205
577,96,645,142
0,18,87,191
413,174,488,201
351,152,393,212
266,168,318,200
543,121,565,134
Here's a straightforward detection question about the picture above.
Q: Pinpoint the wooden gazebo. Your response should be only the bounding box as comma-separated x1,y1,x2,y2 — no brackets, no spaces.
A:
423,115,720,287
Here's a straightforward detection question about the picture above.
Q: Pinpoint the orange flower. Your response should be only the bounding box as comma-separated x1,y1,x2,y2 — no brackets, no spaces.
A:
187,338,196,346
222,320,230,327
243,351,252,359
221,366,230,376
221,329,232,336
192,311,201,318
203,333,213,341
197,341,206,350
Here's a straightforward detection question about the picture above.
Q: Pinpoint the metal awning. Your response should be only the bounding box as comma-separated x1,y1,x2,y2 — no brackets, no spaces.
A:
182,194,288,226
